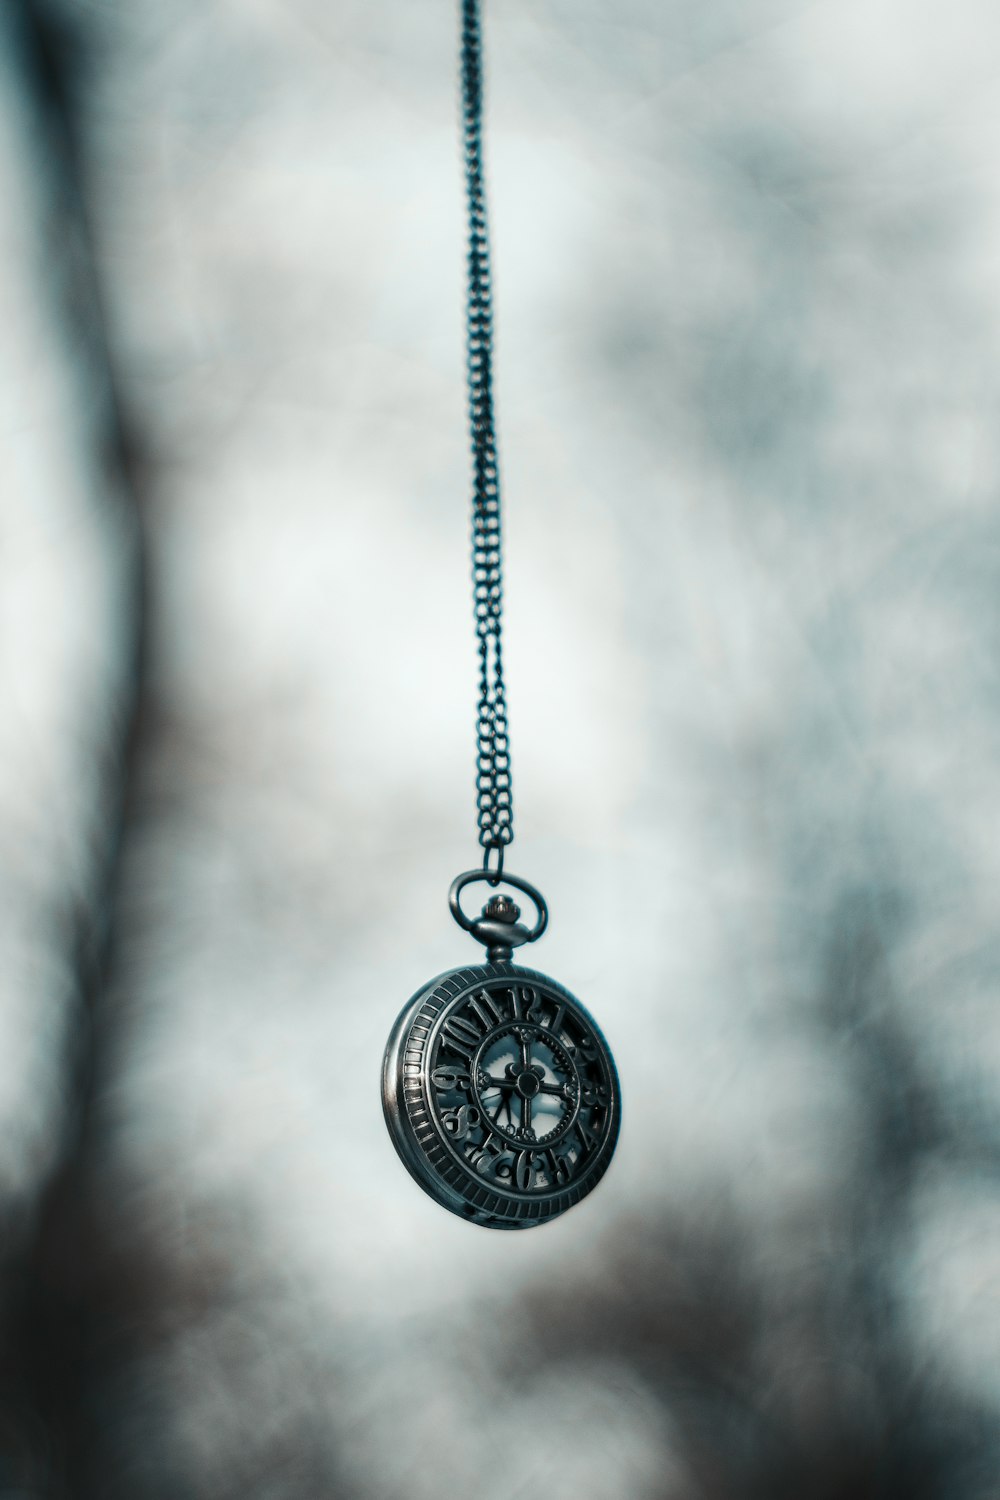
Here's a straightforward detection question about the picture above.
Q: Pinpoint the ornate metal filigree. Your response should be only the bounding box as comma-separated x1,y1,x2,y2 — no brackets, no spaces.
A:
382,964,620,1228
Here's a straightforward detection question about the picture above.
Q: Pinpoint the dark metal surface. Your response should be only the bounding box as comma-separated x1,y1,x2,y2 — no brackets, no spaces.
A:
462,0,512,857
382,963,620,1229
449,867,548,962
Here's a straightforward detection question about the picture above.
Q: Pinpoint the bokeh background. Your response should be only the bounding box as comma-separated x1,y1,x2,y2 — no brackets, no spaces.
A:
2,0,1000,1495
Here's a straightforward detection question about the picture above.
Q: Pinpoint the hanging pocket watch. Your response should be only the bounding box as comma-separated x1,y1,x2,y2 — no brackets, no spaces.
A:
382,868,621,1229
382,2,620,1227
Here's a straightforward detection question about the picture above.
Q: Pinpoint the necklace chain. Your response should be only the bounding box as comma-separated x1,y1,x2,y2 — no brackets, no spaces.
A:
461,0,512,858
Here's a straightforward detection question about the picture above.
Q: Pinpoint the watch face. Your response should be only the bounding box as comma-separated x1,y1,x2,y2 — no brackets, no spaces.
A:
382,963,620,1229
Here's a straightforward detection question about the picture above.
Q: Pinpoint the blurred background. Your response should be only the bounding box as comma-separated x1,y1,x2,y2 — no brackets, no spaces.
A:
2,0,1000,1495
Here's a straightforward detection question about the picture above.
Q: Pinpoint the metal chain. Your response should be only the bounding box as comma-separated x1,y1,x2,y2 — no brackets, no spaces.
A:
460,0,513,860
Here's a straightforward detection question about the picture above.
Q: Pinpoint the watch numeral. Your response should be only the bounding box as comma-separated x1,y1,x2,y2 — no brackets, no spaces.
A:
580,1082,609,1108
548,1145,574,1186
510,984,536,1020
468,988,504,1032
442,1014,481,1060
571,1032,598,1064
470,1142,516,1183
441,1105,480,1142
514,1149,540,1192
430,1066,472,1093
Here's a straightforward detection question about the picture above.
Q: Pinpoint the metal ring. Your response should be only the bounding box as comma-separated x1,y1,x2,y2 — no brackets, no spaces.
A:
449,868,548,943
482,843,505,884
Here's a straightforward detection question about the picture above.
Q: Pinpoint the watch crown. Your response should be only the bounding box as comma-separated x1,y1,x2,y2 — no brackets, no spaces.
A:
482,893,520,924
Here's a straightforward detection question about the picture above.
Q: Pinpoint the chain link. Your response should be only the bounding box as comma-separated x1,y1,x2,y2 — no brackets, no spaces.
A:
461,0,513,855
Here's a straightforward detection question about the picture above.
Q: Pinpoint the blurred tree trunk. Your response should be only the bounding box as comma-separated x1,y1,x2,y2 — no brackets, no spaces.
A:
0,5,145,1495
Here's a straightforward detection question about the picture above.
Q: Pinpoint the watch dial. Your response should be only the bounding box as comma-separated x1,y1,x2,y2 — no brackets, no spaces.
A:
382,964,620,1228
